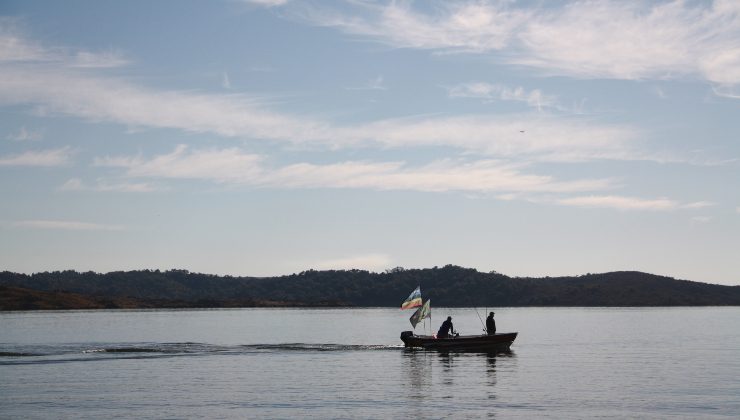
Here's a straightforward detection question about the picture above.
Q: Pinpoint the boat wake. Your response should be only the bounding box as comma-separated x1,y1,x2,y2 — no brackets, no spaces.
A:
0,342,404,365
243,343,403,352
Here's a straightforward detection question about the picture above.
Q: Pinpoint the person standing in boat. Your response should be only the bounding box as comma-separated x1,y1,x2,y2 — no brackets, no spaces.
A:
437,316,455,338
486,312,496,335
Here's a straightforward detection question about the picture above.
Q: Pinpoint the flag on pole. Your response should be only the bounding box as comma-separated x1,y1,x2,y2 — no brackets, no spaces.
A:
409,299,431,328
401,286,422,309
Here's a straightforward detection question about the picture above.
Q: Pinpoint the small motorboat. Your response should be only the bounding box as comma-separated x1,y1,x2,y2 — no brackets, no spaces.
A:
399,286,517,351
400,331,518,351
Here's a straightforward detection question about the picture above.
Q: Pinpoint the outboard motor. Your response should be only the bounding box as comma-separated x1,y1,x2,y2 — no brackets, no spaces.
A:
400,331,414,347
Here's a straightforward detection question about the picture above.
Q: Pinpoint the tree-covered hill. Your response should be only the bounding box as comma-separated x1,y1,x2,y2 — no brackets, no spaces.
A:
1,265,739,310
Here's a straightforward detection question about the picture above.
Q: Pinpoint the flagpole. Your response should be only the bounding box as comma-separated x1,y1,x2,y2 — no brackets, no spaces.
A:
427,300,431,336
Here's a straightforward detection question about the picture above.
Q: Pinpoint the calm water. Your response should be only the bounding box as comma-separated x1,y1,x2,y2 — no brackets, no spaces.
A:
1,307,739,418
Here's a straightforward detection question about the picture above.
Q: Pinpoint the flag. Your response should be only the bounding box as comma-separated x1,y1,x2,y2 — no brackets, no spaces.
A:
409,299,431,328
401,286,422,309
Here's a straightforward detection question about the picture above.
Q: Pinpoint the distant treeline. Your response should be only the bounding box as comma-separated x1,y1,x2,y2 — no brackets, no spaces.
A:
1,265,740,310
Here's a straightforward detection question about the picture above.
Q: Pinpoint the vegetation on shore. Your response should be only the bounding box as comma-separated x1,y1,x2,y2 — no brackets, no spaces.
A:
1,265,739,310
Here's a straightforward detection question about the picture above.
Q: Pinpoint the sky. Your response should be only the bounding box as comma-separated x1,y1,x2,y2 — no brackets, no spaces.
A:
0,0,738,285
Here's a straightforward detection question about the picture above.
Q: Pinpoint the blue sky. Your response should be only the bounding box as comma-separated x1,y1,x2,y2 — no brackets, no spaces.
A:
1,0,738,285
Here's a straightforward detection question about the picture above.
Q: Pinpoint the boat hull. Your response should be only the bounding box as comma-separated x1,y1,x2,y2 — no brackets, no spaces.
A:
400,331,517,351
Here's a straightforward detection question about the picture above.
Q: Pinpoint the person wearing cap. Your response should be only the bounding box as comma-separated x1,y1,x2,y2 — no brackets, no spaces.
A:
486,312,496,335
437,316,455,338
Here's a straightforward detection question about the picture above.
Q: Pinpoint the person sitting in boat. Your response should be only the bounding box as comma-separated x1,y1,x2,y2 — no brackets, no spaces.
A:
437,316,455,339
486,312,496,335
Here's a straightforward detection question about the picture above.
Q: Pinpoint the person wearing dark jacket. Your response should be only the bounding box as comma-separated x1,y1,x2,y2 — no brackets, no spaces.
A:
486,312,496,335
437,316,454,338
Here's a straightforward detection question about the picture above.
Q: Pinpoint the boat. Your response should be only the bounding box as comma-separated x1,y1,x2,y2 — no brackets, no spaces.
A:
399,286,517,351
400,331,518,351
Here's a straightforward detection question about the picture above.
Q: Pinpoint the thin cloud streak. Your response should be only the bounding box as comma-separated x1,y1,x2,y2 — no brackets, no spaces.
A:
348,115,640,163
245,0,290,8
0,66,331,144
712,85,740,99
0,21,129,68
95,145,614,194
345,75,387,91
59,178,160,193
70,50,129,68
298,1,531,53
95,145,266,184
6,126,42,141
558,196,719,211
0,147,72,166
97,146,707,211
557,195,679,211
447,82,560,111
682,201,716,209
11,219,124,231
312,253,392,272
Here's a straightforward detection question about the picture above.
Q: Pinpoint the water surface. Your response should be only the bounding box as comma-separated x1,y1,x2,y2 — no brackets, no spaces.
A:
2,307,739,418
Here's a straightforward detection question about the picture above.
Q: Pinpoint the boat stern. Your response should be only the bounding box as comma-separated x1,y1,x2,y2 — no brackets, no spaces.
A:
400,330,415,347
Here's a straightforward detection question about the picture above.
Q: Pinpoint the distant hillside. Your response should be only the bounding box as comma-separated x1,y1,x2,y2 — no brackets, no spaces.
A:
0,285,340,311
1,266,739,310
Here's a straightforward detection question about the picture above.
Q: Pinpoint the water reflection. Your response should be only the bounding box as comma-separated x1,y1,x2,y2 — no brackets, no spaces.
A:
402,348,516,397
486,352,497,374
486,352,498,404
437,351,455,387
402,349,435,400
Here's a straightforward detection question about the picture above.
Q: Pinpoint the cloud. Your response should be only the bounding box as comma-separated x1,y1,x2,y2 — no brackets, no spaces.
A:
557,196,721,212
1,64,643,160
447,82,560,111
11,219,124,231
0,26,651,163
712,85,740,99
0,25,335,144
0,20,128,68
557,195,680,211
59,178,160,193
345,75,387,91
95,145,265,184
299,1,531,53
297,1,740,89
221,72,231,89
652,86,668,99
346,115,641,163
681,201,716,209
271,159,611,193
6,126,42,141
311,253,392,272
0,147,72,166
96,145,613,194
245,0,289,8
691,216,712,224
70,50,129,68
512,1,730,81
0,65,332,144
0,19,50,62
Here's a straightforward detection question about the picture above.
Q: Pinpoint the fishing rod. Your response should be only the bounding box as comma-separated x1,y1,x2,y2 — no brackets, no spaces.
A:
474,306,486,333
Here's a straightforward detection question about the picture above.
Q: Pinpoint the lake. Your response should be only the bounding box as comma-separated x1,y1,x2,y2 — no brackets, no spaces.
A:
1,307,739,418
